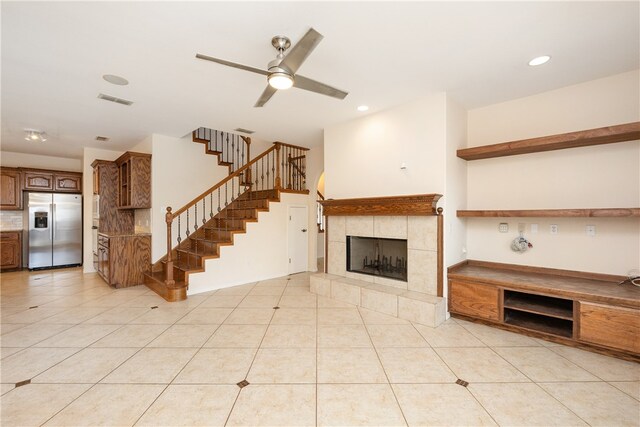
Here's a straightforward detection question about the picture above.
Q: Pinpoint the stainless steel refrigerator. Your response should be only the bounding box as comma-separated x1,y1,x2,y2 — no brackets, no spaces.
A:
28,193,82,269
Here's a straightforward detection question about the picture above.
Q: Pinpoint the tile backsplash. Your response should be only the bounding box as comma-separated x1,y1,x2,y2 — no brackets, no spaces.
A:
0,211,23,231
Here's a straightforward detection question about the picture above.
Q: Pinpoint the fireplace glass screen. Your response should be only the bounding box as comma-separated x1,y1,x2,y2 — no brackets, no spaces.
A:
346,236,408,282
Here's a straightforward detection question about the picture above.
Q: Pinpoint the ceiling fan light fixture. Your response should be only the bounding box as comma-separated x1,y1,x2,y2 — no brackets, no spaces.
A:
268,72,294,90
24,130,47,142
528,55,551,66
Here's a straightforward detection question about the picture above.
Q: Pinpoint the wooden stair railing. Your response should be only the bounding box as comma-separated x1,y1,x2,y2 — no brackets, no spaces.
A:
145,142,310,301
193,127,251,174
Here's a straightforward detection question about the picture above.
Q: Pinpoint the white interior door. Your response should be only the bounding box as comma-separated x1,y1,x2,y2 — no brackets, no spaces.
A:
288,206,309,274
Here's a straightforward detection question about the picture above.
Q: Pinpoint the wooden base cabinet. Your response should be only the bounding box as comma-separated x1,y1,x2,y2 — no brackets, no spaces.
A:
578,302,640,354
448,261,640,360
0,231,22,271
97,233,151,288
449,280,500,321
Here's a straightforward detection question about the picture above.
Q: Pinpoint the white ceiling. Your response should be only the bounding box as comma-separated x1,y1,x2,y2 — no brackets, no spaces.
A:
2,1,638,159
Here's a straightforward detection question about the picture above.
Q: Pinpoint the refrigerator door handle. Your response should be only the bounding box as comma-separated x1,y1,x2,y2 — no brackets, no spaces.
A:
50,203,54,241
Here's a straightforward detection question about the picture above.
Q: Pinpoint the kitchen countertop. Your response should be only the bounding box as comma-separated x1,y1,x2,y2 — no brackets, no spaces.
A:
98,231,151,237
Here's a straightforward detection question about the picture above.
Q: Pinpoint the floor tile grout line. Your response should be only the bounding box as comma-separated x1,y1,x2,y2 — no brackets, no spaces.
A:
222,279,277,426
472,342,593,426
357,306,410,427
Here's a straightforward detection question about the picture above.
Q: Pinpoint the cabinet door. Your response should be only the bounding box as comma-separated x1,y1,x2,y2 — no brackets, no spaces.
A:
24,171,54,191
449,280,500,321
54,173,82,193
0,232,21,270
97,245,108,280
0,168,22,210
578,302,640,353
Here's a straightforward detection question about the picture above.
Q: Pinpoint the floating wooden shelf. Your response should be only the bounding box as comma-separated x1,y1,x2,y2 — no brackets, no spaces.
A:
457,122,640,160
456,208,640,218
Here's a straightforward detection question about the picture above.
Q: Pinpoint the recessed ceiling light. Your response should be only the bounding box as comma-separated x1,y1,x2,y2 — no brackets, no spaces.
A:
357,105,369,112
528,55,551,66
103,74,129,85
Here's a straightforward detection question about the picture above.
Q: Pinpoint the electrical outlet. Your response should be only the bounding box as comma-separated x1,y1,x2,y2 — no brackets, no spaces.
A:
550,224,558,234
586,225,596,237
530,223,538,234
499,223,509,233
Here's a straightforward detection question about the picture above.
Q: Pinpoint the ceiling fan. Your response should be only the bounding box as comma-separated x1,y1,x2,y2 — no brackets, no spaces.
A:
196,28,348,107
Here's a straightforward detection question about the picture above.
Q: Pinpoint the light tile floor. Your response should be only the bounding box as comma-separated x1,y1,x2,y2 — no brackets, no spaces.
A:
1,267,638,426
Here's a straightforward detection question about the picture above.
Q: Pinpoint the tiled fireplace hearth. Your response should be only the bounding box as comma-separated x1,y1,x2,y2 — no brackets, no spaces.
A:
311,194,447,327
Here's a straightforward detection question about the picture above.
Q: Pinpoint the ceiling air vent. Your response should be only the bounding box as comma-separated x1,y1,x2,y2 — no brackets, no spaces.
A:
234,128,255,135
95,136,110,142
97,93,133,106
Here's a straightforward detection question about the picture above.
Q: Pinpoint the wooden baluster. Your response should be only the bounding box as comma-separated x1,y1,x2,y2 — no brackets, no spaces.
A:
165,207,175,287
275,143,281,190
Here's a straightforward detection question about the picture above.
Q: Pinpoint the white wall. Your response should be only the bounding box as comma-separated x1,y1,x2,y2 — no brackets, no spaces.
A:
466,70,640,275
187,193,309,294
323,92,467,293
150,134,230,261
1,151,82,172
81,147,124,273
444,96,468,280
305,144,324,270
324,93,447,199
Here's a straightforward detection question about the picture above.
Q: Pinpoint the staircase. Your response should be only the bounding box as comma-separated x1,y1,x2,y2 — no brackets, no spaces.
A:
144,137,310,301
192,127,251,174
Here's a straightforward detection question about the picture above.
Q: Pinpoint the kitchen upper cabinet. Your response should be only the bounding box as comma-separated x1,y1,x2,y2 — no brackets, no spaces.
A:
115,152,151,209
24,170,54,191
54,172,82,193
0,168,22,210
22,169,82,193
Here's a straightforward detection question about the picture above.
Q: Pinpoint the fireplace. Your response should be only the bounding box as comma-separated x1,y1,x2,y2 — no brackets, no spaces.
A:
346,236,408,282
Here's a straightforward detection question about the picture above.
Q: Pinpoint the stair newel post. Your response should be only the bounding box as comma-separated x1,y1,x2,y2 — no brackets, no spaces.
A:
275,143,282,190
165,207,175,287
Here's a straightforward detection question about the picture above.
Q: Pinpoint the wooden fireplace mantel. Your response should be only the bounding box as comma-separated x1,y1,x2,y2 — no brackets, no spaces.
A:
320,194,442,216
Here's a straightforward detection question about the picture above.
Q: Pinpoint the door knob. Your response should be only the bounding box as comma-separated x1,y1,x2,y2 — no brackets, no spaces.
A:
301,229,307,232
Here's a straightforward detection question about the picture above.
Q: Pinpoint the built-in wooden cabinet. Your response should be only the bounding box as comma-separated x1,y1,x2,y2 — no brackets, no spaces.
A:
0,168,22,210
91,160,134,233
578,302,640,354
449,280,500,321
448,260,640,360
97,232,151,288
0,231,22,271
23,170,54,191
53,173,82,193
115,152,151,209
22,169,82,193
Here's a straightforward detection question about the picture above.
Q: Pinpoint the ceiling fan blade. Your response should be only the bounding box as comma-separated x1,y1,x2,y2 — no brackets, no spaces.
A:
293,75,348,100
279,28,324,74
254,85,278,107
196,53,269,76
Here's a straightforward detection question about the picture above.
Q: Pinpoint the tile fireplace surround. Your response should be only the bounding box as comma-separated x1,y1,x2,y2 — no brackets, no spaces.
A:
311,194,446,327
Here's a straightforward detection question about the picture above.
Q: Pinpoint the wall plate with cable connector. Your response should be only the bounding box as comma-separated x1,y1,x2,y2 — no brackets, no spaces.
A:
499,223,508,233
586,225,596,237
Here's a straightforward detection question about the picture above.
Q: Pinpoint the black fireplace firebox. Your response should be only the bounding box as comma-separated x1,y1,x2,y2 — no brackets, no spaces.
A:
346,236,408,282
